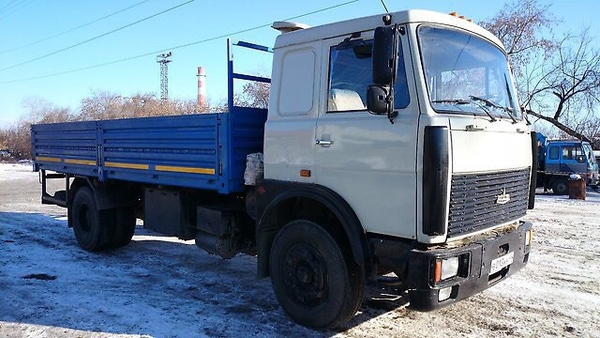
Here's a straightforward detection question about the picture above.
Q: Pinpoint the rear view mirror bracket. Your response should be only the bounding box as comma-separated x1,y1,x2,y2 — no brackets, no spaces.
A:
368,24,399,123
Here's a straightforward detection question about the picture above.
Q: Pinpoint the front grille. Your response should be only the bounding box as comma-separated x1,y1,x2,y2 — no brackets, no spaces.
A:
447,168,530,238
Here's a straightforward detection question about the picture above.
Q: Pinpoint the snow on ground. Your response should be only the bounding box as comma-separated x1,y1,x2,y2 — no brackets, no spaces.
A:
1,162,599,337
0,162,35,182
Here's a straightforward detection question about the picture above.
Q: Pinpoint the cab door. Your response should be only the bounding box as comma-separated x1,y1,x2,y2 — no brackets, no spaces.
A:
313,30,420,239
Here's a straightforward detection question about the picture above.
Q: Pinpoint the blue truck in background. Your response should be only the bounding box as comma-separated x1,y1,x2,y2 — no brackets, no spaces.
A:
536,132,599,194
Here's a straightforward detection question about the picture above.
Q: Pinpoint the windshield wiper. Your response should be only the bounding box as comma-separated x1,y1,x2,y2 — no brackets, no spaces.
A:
432,99,470,105
469,95,518,123
432,98,497,122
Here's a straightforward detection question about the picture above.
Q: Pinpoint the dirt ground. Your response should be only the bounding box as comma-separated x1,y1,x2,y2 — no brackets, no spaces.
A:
1,163,599,337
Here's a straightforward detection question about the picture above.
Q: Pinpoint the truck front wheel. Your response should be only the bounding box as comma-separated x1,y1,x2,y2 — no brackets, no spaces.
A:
71,187,113,251
269,219,363,329
552,178,569,195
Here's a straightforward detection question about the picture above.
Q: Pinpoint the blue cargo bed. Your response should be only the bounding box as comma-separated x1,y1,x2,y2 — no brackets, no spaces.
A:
31,107,267,194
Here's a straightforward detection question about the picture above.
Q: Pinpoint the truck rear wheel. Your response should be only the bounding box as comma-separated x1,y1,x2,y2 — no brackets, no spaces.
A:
269,219,363,329
552,178,569,195
72,187,113,251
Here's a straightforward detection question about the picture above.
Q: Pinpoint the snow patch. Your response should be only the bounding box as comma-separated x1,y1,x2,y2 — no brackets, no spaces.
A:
1,163,599,337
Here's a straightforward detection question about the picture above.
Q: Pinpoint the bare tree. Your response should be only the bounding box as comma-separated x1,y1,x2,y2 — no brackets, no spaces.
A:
232,69,271,109
0,128,10,153
77,90,127,120
4,124,31,159
234,81,270,109
75,90,205,121
481,0,557,77
524,30,600,142
481,0,600,143
21,96,71,124
1,97,72,159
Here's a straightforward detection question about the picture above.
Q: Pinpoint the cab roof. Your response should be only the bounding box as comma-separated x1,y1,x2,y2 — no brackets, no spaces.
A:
273,9,504,52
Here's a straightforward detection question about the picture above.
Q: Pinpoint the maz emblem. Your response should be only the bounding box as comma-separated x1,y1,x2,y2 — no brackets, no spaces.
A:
496,188,511,205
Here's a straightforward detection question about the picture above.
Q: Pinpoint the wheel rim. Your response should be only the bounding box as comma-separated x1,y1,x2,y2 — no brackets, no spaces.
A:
555,180,568,194
282,243,328,307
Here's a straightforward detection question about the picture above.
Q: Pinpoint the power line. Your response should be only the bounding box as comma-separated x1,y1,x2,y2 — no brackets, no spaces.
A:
0,0,151,55
0,0,37,19
0,0,359,84
379,0,389,13
0,0,195,72
0,0,20,13
0,0,29,15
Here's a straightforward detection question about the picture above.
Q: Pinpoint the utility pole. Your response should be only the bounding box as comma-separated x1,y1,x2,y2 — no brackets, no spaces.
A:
156,52,172,100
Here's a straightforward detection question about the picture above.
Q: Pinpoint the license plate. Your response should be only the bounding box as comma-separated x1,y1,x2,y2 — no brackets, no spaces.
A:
490,251,514,274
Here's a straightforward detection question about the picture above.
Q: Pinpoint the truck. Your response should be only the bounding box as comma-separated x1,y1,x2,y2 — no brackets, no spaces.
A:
31,10,535,329
536,132,599,194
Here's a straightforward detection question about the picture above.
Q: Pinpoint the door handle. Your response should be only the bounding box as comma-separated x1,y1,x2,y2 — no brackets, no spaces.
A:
316,139,332,147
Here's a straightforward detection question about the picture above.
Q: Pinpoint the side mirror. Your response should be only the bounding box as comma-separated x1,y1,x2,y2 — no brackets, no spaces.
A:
576,155,586,163
372,26,396,85
367,85,392,114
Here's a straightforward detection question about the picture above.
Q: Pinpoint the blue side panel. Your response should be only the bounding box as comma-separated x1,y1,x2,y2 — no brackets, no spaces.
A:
99,114,222,191
31,121,98,177
31,110,267,194
223,107,268,193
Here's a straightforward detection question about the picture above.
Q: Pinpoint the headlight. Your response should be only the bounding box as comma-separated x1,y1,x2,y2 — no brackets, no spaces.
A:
434,256,459,282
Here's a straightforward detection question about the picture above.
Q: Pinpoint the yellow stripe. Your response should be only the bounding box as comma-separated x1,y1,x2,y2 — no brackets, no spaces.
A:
36,156,62,163
105,162,149,170
64,159,96,166
155,165,215,175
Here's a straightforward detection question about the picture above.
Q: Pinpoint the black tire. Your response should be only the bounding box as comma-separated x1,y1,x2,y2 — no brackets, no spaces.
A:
71,187,113,251
552,178,569,195
269,220,364,329
111,206,136,248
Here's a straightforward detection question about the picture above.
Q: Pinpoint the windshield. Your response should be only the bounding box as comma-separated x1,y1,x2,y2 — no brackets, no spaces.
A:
418,26,522,121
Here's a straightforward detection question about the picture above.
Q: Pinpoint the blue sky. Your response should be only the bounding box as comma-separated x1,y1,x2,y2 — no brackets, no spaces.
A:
0,0,598,127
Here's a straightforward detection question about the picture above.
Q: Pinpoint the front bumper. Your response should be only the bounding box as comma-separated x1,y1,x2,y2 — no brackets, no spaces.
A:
406,221,532,311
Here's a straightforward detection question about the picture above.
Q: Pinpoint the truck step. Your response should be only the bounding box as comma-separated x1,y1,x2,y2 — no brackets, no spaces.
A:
42,190,67,207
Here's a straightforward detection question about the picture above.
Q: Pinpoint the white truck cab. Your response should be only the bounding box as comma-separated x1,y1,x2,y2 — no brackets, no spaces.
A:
256,10,534,329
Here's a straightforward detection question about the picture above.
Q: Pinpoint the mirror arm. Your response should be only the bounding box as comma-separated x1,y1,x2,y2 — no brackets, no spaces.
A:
387,87,397,124
387,31,398,124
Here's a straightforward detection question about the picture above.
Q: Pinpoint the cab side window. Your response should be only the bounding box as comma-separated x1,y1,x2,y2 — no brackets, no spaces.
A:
561,146,585,160
327,39,410,112
549,146,559,160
